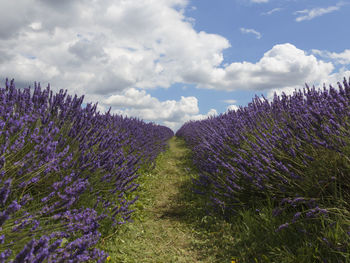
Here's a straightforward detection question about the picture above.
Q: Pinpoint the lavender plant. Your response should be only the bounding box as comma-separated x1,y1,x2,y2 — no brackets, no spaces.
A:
177,78,350,261
0,78,173,262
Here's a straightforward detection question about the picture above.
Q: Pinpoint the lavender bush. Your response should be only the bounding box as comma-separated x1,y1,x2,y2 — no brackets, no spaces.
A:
0,78,173,262
177,78,350,261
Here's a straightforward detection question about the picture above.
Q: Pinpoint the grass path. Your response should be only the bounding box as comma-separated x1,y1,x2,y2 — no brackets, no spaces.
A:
101,136,234,263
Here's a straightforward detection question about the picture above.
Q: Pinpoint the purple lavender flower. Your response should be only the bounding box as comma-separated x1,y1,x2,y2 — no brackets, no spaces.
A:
292,212,302,223
275,222,289,232
0,249,12,261
0,178,12,206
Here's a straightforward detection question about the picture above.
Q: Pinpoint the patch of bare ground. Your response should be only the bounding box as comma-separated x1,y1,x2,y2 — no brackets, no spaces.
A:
100,137,234,263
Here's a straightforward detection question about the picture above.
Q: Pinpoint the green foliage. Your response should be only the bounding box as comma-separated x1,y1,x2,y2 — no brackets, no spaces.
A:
94,136,350,262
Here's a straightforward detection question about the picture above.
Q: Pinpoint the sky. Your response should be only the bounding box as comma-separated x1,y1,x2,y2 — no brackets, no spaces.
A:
0,0,349,131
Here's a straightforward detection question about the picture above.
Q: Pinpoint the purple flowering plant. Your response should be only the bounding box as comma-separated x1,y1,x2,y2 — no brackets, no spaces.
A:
0,79,173,262
176,78,350,261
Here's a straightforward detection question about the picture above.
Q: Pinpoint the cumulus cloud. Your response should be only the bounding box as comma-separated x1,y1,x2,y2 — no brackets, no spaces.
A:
0,0,229,128
312,49,350,65
240,27,262,39
294,2,345,22
251,0,269,3
0,54,60,84
104,88,216,131
0,1,32,39
226,104,239,112
0,0,229,95
0,0,347,129
223,99,239,112
266,67,350,101
262,46,350,101
184,109,218,121
196,43,334,92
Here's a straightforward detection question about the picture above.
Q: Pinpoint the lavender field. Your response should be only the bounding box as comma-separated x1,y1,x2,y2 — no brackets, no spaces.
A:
176,78,350,262
1,77,350,262
0,79,173,262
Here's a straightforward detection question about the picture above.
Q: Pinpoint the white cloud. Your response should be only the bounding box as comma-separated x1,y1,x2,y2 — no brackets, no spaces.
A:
107,89,199,120
294,2,345,22
0,54,60,83
266,85,303,101
190,108,217,121
196,43,334,92
0,0,229,129
266,68,350,101
29,22,42,31
0,0,229,95
103,87,216,131
226,104,239,112
312,49,350,65
240,27,262,39
251,0,269,3
262,8,283,15
0,0,347,130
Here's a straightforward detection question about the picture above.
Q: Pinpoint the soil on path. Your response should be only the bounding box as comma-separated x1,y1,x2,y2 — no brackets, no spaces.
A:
103,136,233,263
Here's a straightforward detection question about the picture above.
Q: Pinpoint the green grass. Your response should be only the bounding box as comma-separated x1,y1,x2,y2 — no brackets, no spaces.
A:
97,137,237,262
96,136,350,263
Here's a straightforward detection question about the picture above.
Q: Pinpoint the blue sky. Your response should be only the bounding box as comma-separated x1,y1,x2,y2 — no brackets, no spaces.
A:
0,0,349,130
149,0,350,117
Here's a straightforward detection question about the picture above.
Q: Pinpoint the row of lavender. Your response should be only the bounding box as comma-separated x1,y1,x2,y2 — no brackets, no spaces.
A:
177,78,350,255
0,79,173,262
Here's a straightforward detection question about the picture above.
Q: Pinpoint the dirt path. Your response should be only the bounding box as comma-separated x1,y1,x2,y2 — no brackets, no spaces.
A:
103,136,234,263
